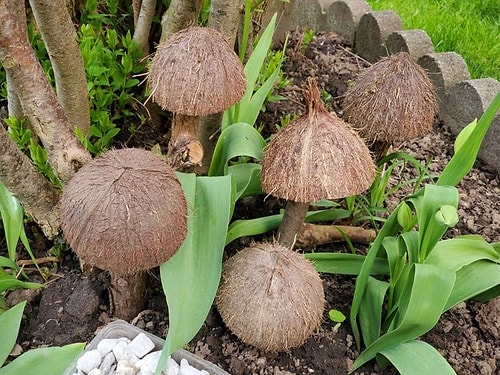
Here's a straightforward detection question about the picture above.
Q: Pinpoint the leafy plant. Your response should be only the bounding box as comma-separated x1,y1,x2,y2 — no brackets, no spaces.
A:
5,117,62,189
76,0,146,155
0,301,84,375
0,183,42,313
308,92,500,374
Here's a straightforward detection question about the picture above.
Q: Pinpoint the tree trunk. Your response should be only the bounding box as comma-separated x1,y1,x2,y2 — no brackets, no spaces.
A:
277,201,310,248
209,0,244,48
0,121,60,239
160,0,202,43
28,0,90,135
5,0,26,118
0,0,92,183
132,0,156,58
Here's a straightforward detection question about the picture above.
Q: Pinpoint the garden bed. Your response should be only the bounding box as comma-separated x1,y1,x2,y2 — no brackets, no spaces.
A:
8,30,500,375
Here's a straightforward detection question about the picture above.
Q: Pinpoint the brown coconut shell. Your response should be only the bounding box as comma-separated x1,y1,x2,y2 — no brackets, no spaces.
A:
60,148,187,275
148,26,246,116
343,52,438,142
261,77,376,203
216,242,324,351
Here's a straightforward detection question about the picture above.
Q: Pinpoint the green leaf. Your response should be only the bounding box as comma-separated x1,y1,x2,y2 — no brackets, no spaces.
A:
380,340,456,375
227,163,263,199
208,122,266,177
156,174,232,374
350,207,402,350
328,309,346,323
239,67,281,126
351,264,455,371
0,343,85,375
438,91,500,186
0,183,24,261
305,253,389,275
358,277,389,347
444,260,500,310
425,235,500,271
0,301,25,366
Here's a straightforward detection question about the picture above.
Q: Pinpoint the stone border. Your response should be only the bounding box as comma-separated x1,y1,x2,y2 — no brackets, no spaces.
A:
278,0,500,173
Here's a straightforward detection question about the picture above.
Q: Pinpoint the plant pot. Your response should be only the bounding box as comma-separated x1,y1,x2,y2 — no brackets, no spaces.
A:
64,319,230,375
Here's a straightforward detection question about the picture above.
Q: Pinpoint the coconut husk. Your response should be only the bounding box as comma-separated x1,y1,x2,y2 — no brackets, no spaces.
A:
148,26,246,116
343,52,438,142
60,148,187,275
216,242,324,351
261,77,376,203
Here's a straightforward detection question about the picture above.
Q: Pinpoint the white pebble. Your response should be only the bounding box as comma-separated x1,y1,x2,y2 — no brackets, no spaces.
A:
115,359,137,375
138,350,162,371
97,338,119,356
99,351,116,373
77,349,102,374
167,357,180,375
179,358,201,375
137,366,155,375
88,369,103,375
113,340,139,364
128,332,155,358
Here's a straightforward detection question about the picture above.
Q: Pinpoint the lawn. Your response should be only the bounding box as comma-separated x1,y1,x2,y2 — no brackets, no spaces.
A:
366,0,500,80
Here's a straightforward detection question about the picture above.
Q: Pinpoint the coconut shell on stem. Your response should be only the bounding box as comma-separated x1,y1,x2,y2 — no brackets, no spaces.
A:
147,26,246,171
60,148,188,320
261,77,376,248
343,52,438,159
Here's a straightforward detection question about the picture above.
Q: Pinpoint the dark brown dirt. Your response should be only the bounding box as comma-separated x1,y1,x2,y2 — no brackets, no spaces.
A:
4,30,500,375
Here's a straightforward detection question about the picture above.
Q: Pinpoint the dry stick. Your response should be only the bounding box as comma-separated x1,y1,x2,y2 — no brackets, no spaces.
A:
17,256,60,266
297,223,376,246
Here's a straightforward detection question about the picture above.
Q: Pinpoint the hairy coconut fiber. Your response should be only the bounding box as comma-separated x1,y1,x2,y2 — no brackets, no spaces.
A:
216,242,324,351
343,52,438,142
261,77,376,203
148,26,246,116
60,148,187,275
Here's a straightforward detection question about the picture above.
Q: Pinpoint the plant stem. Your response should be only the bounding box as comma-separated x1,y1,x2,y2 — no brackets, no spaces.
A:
277,201,309,248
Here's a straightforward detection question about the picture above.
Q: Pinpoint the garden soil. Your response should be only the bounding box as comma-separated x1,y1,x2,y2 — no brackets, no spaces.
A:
5,30,500,375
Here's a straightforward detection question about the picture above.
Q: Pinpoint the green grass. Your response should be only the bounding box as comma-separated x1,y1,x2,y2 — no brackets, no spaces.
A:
366,0,500,80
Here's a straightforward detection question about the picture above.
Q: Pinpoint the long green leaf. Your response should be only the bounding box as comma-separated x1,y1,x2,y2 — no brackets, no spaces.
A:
208,122,266,177
438,91,500,186
425,235,500,271
351,264,455,372
0,301,25,366
305,253,389,275
358,277,389,347
0,183,24,261
380,340,456,375
227,163,263,199
239,67,281,126
0,343,84,375
445,260,500,310
156,174,232,374
350,207,402,350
